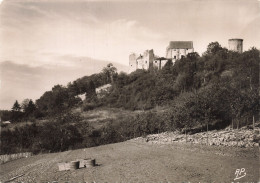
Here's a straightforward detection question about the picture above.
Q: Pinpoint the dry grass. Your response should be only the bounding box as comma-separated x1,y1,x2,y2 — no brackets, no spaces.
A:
0,141,258,182
78,107,139,129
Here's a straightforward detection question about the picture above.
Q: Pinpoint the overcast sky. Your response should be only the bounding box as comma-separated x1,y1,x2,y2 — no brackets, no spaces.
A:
0,0,260,109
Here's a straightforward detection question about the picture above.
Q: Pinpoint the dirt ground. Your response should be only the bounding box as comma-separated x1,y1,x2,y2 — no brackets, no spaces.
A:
0,140,259,182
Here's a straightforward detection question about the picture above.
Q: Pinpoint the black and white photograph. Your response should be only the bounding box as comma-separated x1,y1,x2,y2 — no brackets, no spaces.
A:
0,0,259,182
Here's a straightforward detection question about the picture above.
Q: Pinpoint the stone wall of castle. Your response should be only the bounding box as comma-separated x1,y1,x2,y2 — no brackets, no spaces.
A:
166,48,194,61
130,49,155,71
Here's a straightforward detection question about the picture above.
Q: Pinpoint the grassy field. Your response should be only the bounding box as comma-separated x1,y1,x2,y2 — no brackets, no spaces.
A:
0,140,259,182
74,106,167,130
77,107,141,129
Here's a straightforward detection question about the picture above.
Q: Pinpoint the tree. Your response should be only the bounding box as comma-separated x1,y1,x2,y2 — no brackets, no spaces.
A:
85,80,97,103
204,42,223,55
24,100,36,116
12,100,21,112
67,81,80,96
187,52,200,61
51,85,70,113
114,72,129,88
102,63,117,83
11,100,23,122
21,99,30,112
161,60,173,74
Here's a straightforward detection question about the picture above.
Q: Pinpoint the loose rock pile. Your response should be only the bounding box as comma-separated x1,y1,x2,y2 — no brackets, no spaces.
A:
135,126,260,148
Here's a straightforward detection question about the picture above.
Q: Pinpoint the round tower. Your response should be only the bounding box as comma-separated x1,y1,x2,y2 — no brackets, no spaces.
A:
228,39,243,53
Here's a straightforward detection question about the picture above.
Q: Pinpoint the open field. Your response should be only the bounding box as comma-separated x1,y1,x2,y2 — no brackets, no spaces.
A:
0,140,259,182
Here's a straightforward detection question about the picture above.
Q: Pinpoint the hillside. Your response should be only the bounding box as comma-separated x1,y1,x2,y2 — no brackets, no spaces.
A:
0,139,259,182
1,43,259,156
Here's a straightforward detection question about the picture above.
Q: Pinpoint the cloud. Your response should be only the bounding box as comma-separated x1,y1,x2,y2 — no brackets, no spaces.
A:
1,0,259,67
0,0,166,66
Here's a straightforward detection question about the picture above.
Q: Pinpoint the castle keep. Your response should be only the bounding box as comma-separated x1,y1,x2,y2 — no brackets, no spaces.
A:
166,41,194,63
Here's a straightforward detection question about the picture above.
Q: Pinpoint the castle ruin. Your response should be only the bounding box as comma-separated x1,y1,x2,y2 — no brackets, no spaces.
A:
129,49,169,73
129,41,194,73
129,39,243,73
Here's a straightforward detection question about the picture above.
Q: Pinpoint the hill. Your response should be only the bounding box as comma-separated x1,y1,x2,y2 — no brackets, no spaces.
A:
1,42,259,155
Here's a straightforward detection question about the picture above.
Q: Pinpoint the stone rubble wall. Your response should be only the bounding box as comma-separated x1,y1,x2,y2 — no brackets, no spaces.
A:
134,126,260,148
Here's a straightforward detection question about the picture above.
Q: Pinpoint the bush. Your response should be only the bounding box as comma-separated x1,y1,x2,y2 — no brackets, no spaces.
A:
0,122,83,154
1,123,8,128
82,103,95,111
55,111,82,124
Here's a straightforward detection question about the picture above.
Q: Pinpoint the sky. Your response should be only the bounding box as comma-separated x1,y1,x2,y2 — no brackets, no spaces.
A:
0,0,260,110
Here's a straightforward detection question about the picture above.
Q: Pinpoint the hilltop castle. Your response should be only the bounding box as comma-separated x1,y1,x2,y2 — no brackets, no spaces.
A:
129,39,243,73
129,41,194,73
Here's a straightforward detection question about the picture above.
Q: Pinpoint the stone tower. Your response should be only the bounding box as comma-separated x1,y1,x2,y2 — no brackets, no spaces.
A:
129,53,137,73
228,39,243,53
142,49,154,69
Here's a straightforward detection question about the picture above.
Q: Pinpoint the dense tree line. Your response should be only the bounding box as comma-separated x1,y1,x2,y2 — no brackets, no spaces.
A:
0,99,39,123
102,43,259,129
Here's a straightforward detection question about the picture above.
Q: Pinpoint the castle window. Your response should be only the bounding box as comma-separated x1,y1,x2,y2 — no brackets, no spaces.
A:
155,61,157,63
186,48,188,50
174,56,176,59
145,61,147,63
